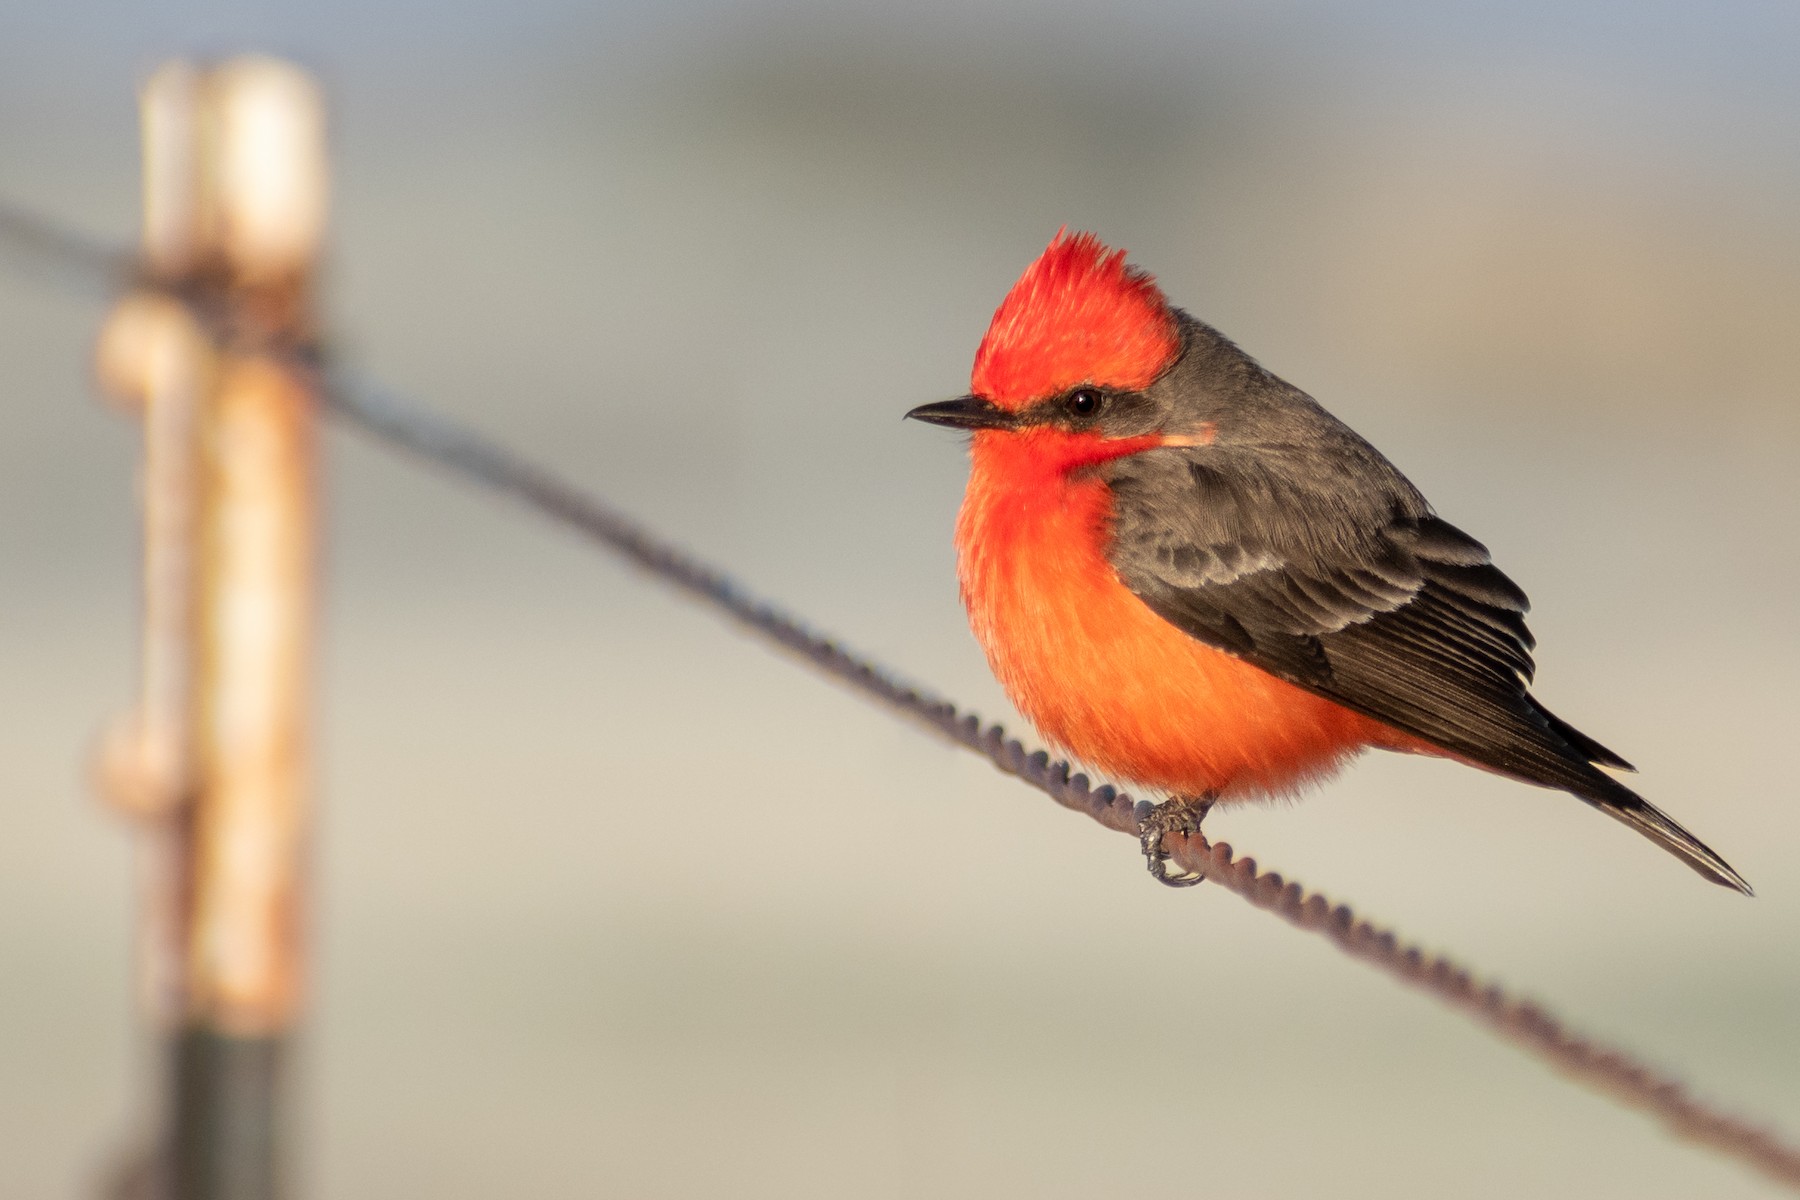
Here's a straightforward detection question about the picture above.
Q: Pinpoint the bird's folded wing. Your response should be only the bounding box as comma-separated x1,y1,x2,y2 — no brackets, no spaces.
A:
1107,453,1634,789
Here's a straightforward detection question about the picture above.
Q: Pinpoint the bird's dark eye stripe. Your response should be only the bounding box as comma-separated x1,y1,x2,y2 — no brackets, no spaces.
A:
1066,388,1104,417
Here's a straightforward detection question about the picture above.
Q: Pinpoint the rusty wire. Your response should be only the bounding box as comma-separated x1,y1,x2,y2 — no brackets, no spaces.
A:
2,199,1796,1191
319,364,1800,1193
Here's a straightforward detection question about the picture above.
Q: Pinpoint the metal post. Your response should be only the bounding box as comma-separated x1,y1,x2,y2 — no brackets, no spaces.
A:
96,56,326,1200
95,62,213,1200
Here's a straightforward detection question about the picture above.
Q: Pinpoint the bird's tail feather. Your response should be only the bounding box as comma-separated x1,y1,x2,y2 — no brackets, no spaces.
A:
1533,701,1635,772
1518,703,1746,893
1586,782,1753,895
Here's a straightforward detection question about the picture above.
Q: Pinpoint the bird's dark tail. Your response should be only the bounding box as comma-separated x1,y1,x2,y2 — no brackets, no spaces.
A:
1522,699,1750,893
1579,773,1753,895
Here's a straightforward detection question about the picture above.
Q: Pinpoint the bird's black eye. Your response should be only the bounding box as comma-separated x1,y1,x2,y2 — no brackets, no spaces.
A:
1065,388,1104,418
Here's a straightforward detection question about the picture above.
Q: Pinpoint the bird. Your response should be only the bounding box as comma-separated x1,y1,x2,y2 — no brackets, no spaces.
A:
907,229,1750,894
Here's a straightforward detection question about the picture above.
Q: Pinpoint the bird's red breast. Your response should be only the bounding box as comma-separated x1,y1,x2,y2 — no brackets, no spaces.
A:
955,231,1418,800
956,426,1411,800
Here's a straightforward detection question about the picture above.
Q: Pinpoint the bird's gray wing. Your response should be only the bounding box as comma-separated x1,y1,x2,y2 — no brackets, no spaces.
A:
1104,450,1633,786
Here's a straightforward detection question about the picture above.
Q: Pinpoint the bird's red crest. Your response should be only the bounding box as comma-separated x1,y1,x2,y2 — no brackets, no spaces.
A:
971,231,1179,411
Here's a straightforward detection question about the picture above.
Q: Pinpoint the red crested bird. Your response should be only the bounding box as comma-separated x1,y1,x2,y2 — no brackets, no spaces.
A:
907,230,1750,894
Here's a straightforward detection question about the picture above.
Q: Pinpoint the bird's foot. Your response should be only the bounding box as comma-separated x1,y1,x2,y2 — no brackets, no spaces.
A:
1139,794,1215,887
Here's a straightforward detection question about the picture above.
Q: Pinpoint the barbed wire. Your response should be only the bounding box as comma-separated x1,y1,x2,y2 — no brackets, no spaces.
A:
317,365,1800,1191
3,199,1796,1192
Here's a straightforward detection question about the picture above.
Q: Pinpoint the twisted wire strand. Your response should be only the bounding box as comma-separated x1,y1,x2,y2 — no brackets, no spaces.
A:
0,200,136,297
318,364,1800,1191
1,199,1794,1190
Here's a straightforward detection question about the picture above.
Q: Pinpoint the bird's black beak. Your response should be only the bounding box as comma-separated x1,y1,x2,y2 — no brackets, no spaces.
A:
905,395,1016,431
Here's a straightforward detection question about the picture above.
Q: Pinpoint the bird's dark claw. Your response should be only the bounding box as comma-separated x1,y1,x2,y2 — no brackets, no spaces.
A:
1139,794,1215,887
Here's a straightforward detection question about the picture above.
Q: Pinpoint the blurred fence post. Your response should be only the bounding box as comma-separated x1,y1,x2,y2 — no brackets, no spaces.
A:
95,59,209,1054
95,56,325,1200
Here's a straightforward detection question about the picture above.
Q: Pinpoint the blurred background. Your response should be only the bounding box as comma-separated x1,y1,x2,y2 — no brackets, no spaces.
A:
2,1,1798,1196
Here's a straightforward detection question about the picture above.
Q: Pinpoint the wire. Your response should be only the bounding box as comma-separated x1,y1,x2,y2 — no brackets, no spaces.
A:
319,363,1800,1191
0,200,135,298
